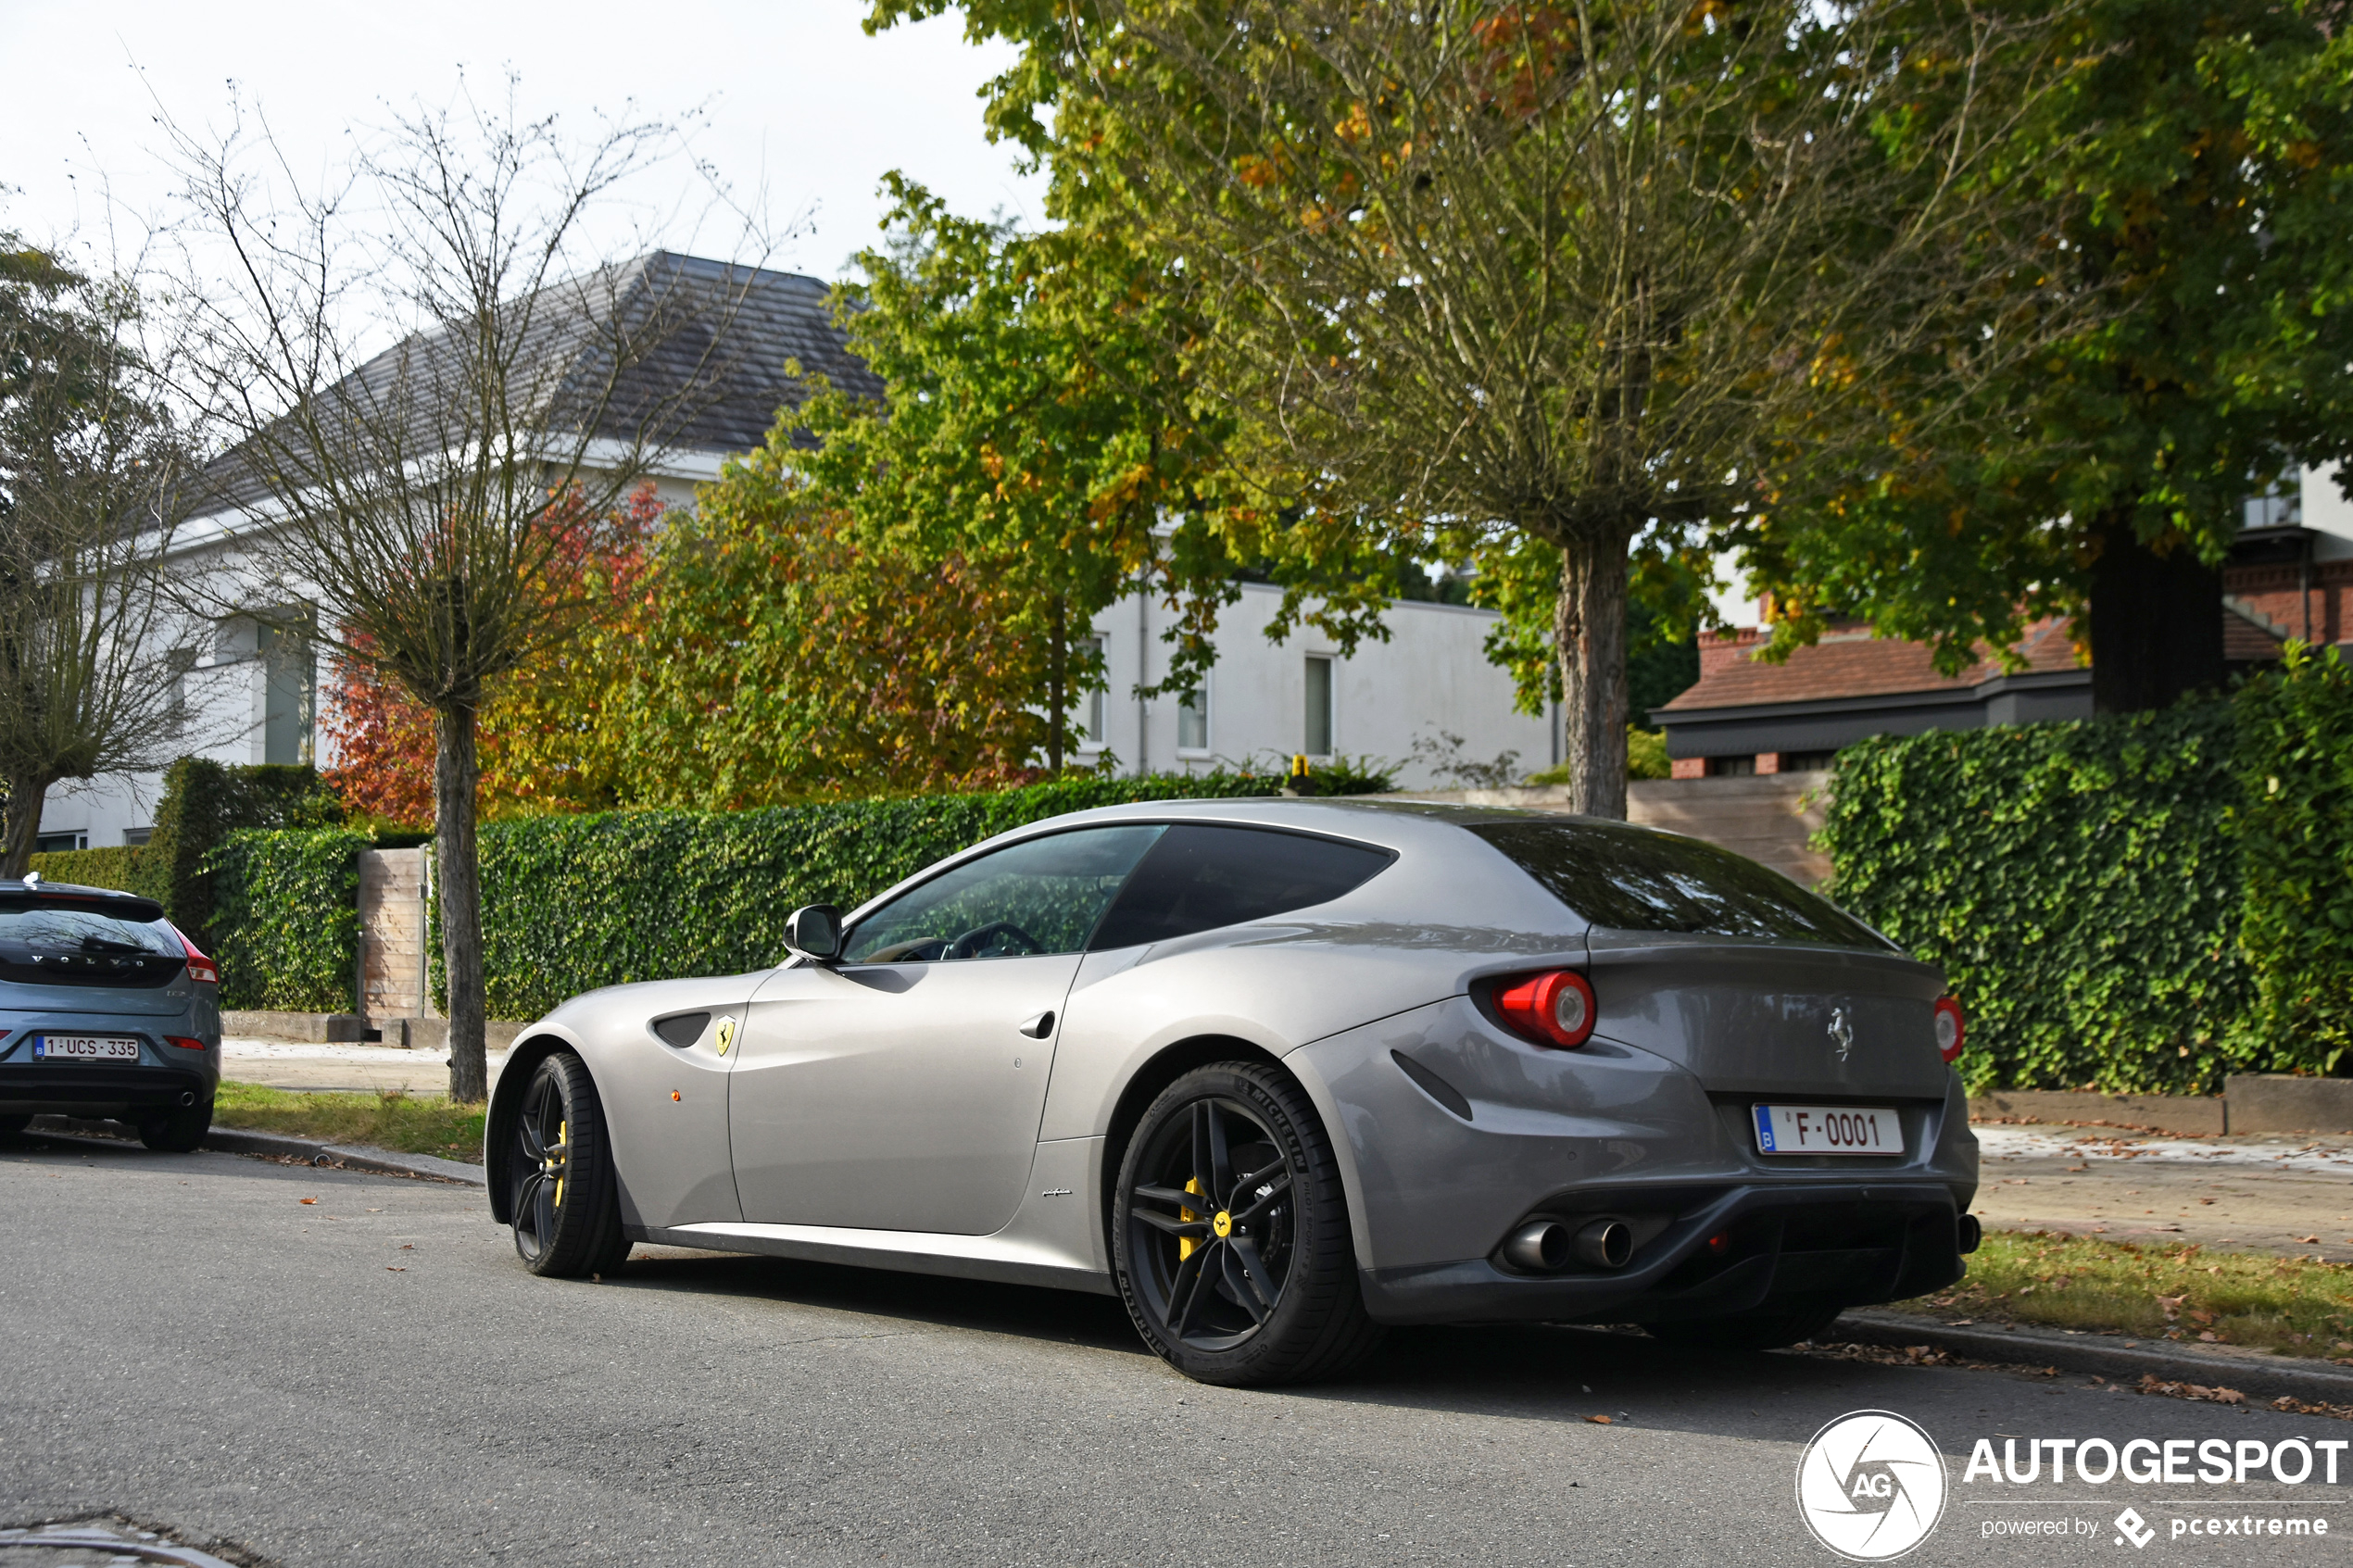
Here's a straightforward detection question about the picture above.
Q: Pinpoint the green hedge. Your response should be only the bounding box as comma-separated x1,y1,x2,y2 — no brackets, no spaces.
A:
26,845,146,895
1820,654,2353,1095
146,759,345,950
2234,646,2353,1074
449,772,1290,1020
208,828,371,1012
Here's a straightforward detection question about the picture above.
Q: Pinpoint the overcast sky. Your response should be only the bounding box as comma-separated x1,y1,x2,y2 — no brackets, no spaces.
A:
1,0,1046,282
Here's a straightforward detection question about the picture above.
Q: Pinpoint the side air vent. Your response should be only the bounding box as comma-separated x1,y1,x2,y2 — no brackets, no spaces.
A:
1390,1049,1473,1122
652,1012,710,1048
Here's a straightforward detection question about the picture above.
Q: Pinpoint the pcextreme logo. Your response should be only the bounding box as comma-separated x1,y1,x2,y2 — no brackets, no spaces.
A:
1796,1410,1949,1561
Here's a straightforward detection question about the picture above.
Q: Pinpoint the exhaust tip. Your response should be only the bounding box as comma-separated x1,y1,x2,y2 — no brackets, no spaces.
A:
177,1090,195,1107
1503,1219,1572,1273
1574,1218,1633,1271
1957,1213,1982,1255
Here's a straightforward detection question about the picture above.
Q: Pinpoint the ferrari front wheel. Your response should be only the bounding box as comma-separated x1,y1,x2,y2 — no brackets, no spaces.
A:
510,1052,629,1278
1113,1062,1383,1386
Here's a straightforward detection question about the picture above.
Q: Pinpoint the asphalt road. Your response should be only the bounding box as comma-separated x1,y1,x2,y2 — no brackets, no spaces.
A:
5,1135,2348,1568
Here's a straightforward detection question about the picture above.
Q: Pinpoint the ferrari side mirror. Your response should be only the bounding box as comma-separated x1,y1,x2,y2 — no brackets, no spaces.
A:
785,903,844,962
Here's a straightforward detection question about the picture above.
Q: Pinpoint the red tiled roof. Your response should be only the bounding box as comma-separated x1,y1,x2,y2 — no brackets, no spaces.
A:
1657,617,2082,713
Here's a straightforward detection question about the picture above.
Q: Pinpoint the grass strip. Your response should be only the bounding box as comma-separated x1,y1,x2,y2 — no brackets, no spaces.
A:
212,1082,485,1163
1885,1228,2353,1359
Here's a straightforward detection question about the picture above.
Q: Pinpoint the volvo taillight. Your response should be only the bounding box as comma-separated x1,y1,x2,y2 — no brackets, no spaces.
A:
1494,970,1597,1048
174,926,220,986
1934,996,1965,1063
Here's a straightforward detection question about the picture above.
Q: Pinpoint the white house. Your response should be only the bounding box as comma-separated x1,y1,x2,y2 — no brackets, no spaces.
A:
31,254,1553,851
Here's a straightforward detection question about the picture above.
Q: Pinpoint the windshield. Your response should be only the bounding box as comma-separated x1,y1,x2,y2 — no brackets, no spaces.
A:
1467,819,1889,948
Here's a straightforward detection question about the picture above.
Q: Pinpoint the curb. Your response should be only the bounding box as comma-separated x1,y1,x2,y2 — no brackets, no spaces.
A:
1830,1308,2353,1405
23,1114,486,1186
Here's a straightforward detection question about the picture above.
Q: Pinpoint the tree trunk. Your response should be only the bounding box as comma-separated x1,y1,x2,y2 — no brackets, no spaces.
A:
434,702,489,1102
1047,596,1066,774
1555,533,1631,819
2088,505,2225,714
0,773,47,881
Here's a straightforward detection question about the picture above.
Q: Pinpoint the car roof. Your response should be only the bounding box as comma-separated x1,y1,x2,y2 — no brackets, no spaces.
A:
0,881,170,923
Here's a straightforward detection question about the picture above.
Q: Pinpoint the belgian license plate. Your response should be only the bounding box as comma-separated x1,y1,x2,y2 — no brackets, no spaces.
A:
1754,1103,1901,1155
37,1035,142,1062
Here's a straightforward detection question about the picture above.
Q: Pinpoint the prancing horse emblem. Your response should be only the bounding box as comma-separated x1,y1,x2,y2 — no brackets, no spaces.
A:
714,1015,738,1057
1827,1007,1854,1062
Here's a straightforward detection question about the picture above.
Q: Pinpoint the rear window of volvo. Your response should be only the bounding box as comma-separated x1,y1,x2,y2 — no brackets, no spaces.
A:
1466,819,1889,947
0,900,185,987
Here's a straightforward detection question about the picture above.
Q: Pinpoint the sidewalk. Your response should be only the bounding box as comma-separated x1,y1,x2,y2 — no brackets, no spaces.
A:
1970,1123,2353,1260
221,1038,510,1097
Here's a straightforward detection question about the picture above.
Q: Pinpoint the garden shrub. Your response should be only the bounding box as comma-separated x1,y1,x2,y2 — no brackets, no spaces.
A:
145,758,346,950
208,827,371,1012
2233,645,2353,1074
1818,703,2251,1095
25,845,145,895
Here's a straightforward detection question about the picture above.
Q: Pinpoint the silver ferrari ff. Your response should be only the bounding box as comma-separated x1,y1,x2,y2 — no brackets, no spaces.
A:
486,799,1979,1386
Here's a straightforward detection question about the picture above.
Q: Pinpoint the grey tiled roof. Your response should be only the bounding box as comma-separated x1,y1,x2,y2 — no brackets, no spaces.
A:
199,251,876,513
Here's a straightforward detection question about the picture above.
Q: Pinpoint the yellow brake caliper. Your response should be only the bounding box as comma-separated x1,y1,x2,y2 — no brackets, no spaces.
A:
552,1119,567,1208
1178,1176,1204,1261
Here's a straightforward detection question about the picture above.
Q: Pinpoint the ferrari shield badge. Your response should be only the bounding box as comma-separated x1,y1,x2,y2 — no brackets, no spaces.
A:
714,1015,738,1057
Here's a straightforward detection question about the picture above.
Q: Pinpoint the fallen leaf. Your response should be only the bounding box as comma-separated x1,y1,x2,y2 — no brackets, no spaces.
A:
2198,1331,2219,1342
1586,1414,1613,1424
385,1266,406,1272
2298,1236,2322,1245
299,1198,317,1206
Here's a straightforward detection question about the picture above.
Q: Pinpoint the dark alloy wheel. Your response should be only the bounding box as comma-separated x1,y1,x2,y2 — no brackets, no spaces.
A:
137,1097,212,1153
510,1052,629,1278
1113,1062,1383,1386
1645,1296,1848,1353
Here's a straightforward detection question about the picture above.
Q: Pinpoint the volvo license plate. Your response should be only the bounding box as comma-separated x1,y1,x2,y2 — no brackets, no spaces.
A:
36,1035,142,1061
1753,1103,1901,1155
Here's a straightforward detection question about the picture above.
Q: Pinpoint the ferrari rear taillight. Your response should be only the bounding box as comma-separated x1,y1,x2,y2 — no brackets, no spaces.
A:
1933,996,1965,1063
174,926,220,986
1494,970,1596,1048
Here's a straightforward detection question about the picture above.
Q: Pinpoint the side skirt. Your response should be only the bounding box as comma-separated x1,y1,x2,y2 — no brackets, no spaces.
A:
631,1220,1119,1298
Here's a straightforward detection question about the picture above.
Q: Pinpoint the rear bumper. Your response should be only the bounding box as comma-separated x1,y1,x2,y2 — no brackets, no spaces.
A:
1358,1179,1967,1325
0,1060,218,1115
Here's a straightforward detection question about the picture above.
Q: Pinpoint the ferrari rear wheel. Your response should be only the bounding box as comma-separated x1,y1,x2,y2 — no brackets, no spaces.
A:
510,1052,630,1278
0,1113,30,1137
1644,1297,1847,1353
1114,1062,1383,1386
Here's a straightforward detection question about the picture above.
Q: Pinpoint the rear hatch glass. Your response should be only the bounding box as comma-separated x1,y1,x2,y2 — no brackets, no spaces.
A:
1466,819,1888,949
0,899,186,988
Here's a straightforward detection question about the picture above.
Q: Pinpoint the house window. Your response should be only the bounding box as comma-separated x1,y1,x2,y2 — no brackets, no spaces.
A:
34,832,87,853
1303,656,1334,757
258,618,314,766
1079,636,1105,747
1177,684,1210,752
1705,754,1756,777
2244,485,2303,529
1778,750,1838,773
123,828,154,847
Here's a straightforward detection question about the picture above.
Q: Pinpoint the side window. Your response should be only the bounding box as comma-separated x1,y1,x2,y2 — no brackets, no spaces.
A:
841,825,1165,963
1088,825,1392,951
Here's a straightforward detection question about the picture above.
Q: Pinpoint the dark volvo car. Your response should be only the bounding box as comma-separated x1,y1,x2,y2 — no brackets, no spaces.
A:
0,877,221,1150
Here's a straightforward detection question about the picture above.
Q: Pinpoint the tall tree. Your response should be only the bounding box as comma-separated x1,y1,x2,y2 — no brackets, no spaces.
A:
172,89,757,1099
1742,0,2353,709
887,0,2091,815
793,180,1396,771
0,239,203,873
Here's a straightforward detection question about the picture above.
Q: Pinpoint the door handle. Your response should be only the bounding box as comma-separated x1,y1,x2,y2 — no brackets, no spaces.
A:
1017,1010,1056,1039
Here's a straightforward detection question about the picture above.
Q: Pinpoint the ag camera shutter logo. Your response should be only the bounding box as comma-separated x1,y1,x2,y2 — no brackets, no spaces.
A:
1796,1410,1948,1560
